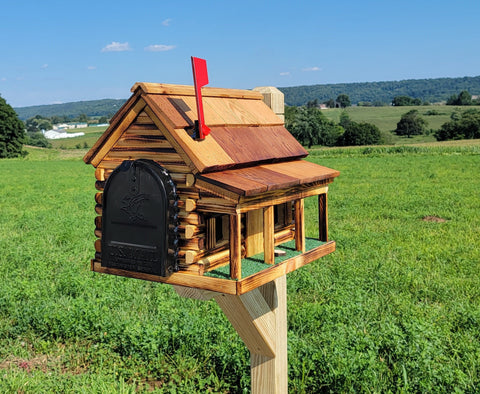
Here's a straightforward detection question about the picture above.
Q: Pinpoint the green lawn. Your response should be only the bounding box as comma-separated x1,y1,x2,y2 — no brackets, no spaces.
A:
0,143,479,392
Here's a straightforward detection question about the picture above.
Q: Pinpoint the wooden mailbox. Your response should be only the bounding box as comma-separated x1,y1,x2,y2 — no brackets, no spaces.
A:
84,82,339,295
84,81,339,392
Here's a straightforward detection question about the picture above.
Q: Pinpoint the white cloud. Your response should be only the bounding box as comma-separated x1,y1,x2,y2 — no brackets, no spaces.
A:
41,64,48,69
279,72,290,76
101,41,132,52
162,18,172,26
1,77,6,81
144,44,176,52
302,66,321,72
87,66,97,70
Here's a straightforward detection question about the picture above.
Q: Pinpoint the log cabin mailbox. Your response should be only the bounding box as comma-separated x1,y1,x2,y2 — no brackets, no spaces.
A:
84,60,339,392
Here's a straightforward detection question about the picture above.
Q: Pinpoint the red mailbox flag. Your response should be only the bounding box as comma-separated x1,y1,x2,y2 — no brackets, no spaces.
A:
191,56,211,139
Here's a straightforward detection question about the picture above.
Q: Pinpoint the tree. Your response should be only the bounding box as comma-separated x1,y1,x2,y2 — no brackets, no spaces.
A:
340,121,382,146
435,109,480,140
285,106,342,148
0,96,27,158
395,110,428,137
26,132,52,148
25,116,52,133
77,113,89,123
446,90,473,106
323,99,335,108
339,110,352,129
336,94,351,108
392,95,422,106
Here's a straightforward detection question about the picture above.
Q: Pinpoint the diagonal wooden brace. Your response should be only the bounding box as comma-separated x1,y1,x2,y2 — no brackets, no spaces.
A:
174,276,288,393
215,288,276,357
215,276,288,393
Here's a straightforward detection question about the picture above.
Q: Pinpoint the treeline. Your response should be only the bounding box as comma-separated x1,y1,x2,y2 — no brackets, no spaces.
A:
435,109,480,140
286,104,480,147
14,98,126,121
393,107,480,140
280,76,480,106
285,106,383,147
25,114,109,133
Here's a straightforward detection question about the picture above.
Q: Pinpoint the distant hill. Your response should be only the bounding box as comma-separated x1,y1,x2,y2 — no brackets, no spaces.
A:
279,76,480,106
13,76,480,119
14,99,127,120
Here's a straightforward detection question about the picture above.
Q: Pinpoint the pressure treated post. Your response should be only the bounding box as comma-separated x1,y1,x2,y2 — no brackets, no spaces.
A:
173,278,289,393
215,276,288,393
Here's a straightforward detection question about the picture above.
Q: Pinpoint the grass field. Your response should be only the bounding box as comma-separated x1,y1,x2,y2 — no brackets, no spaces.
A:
1,142,479,392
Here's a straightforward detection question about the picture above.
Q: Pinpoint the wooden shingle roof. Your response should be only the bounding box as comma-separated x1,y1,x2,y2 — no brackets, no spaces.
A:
196,160,340,198
84,83,308,173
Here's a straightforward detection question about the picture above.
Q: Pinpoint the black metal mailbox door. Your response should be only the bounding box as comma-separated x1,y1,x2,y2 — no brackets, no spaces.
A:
101,159,179,277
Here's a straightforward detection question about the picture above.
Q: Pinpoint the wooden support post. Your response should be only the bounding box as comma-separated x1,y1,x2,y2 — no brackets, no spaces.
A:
294,199,305,252
230,213,242,280
318,193,328,242
263,206,275,264
215,275,288,393
172,285,217,301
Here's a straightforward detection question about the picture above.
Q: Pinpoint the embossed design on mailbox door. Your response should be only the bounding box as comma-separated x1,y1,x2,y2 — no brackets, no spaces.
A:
101,159,179,277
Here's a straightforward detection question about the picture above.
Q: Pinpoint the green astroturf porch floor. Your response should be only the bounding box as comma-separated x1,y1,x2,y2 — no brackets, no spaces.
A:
205,238,326,280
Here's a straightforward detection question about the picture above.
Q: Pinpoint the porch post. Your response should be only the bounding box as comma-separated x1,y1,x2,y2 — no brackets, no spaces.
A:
230,213,242,280
294,199,305,252
263,205,275,264
318,193,328,242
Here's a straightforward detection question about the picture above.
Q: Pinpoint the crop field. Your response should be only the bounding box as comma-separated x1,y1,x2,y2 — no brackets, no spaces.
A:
1,142,479,392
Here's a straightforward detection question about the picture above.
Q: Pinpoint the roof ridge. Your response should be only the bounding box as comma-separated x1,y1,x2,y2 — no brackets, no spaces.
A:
131,82,263,100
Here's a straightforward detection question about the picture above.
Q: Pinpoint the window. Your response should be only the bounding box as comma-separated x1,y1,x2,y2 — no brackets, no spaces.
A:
274,202,294,230
207,214,229,249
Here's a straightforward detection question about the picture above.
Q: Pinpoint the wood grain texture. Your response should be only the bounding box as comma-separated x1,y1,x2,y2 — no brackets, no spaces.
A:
251,276,288,394
208,126,307,168
246,210,264,257
84,91,141,164
236,185,329,215
263,206,275,265
86,98,147,167
131,82,263,100
173,285,217,301
196,160,339,197
214,289,276,357
229,213,242,280
92,260,237,294
294,199,306,252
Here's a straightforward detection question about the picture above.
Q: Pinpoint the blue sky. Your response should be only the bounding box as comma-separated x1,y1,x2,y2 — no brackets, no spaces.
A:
1,0,479,107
